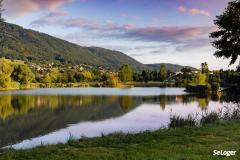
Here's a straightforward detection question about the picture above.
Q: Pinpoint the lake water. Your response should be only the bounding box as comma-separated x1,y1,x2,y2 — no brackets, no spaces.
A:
0,87,229,149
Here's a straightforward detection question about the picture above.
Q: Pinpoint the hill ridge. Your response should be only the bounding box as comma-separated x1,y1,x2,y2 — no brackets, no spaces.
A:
146,63,198,72
0,22,146,71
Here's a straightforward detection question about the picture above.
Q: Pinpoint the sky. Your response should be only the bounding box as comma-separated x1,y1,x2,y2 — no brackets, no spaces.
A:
2,0,237,70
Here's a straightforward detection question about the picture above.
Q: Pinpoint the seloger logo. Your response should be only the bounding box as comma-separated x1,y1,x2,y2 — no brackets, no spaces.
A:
213,150,237,157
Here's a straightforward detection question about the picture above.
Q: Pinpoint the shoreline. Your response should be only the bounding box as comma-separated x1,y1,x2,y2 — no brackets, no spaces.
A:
1,120,239,159
0,82,180,91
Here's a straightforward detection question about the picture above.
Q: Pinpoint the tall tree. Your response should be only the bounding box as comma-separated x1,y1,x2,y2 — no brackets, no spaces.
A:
210,0,240,69
201,62,209,74
159,64,167,82
141,70,149,83
0,0,4,54
119,64,133,82
0,58,13,88
0,0,4,22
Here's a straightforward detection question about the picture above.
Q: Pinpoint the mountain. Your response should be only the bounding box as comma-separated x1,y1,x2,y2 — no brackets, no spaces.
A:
146,63,198,72
0,22,146,71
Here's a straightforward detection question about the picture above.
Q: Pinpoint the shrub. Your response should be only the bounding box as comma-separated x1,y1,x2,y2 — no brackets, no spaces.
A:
186,84,210,94
169,115,197,128
211,82,220,92
200,112,220,125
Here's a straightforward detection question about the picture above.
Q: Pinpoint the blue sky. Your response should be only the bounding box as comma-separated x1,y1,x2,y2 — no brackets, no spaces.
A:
3,0,237,69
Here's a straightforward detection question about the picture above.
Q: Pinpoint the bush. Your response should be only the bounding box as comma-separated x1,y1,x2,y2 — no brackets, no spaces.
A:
211,82,220,92
169,115,197,128
200,112,219,125
186,84,210,94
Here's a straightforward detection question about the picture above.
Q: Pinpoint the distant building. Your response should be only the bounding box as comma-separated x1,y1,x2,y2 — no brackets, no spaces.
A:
175,71,183,75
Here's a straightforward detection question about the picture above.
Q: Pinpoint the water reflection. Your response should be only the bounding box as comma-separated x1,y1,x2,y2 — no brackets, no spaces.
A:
0,94,224,120
0,88,228,149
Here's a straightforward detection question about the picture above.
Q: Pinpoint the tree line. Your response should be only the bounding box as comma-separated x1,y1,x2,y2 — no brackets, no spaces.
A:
1,56,239,90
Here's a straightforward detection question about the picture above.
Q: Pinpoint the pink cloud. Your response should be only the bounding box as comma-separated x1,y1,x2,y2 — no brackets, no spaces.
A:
178,6,187,13
189,8,211,17
4,0,74,17
47,10,69,18
178,6,211,17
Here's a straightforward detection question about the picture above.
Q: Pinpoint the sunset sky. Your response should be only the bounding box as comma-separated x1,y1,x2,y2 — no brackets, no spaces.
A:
3,0,236,69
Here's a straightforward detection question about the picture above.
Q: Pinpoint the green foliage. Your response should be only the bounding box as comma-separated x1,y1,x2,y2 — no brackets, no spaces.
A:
106,74,118,87
0,0,4,22
194,72,207,85
0,76,11,88
0,58,13,88
104,73,119,87
71,70,94,82
211,82,220,92
169,115,196,128
80,71,94,82
159,64,167,82
0,58,34,88
119,64,133,82
208,71,220,84
201,62,209,74
42,74,52,84
186,84,211,95
11,64,35,86
210,0,240,67
175,67,195,86
43,68,61,83
220,69,240,87
141,70,149,83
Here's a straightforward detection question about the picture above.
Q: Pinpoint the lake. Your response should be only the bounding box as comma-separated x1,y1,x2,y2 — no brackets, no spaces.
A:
0,87,230,149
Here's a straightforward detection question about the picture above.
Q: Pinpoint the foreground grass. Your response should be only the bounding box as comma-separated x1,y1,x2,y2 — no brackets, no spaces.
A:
0,121,239,160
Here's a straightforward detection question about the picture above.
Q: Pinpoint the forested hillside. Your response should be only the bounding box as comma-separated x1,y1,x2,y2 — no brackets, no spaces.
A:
0,22,146,71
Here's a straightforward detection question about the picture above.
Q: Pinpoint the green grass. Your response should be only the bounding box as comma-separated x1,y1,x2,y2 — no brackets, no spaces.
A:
0,121,239,160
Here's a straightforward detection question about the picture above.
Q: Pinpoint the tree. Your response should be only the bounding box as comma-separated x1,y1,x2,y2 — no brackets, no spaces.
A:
0,0,4,54
0,0,4,22
179,67,195,85
66,69,77,83
42,74,52,84
43,68,61,83
104,73,119,87
194,72,207,85
0,58,13,88
201,62,209,74
141,70,149,83
81,70,93,82
159,64,167,82
74,70,93,82
181,67,192,73
119,64,133,82
210,0,240,69
11,64,35,86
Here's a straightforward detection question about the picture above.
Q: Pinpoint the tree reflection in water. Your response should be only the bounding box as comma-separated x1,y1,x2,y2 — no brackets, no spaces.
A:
120,96,133,111
0,93,227,148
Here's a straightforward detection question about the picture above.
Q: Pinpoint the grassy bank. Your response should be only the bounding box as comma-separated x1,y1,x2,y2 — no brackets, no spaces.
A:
0,120,239,160
125,82,175,87
0,82,174,90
